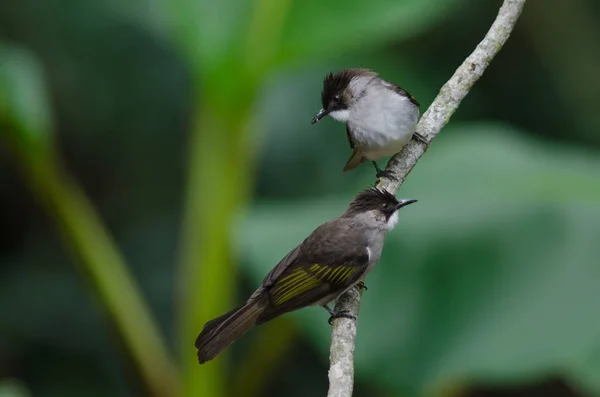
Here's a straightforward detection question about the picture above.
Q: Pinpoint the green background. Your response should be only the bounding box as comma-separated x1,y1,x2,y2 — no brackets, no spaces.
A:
1,0,600,396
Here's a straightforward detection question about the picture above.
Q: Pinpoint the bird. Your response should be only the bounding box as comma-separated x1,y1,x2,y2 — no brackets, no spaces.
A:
195,187,417,363
311,68,425,179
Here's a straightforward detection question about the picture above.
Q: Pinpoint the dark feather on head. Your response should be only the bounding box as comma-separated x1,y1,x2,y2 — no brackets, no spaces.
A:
321,68,376,109
346,187,400,217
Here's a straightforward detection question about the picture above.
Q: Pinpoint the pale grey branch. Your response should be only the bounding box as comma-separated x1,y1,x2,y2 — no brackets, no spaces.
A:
326,1,527,396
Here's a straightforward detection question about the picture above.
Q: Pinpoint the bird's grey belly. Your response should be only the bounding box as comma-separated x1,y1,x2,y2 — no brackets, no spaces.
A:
349,109,418,161
350,124,413,160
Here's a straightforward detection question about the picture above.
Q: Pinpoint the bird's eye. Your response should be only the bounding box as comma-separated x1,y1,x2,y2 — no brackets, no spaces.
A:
334,94,341,102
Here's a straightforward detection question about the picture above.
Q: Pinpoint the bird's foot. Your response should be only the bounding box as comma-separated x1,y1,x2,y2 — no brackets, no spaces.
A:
356,281,368,291
328,310,357,325
413,132,428,145
372,161,398,181
376,170,398,181
322,304,336,317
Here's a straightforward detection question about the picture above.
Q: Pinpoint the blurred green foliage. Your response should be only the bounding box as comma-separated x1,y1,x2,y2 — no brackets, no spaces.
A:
0,45,52,154
1,0,599,396
243,127,600,395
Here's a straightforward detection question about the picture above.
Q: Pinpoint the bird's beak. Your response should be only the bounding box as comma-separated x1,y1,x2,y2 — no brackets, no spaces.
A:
311,108,329,124
396,199,418,209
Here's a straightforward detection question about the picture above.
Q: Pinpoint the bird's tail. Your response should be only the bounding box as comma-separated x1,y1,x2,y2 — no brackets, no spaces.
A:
343,149,365,172
195,300,265,364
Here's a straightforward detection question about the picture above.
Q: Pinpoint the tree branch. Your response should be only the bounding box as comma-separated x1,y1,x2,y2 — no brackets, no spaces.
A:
326,1,527,396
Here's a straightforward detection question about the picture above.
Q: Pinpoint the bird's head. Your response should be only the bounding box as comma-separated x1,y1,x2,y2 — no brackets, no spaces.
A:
345,187,417,230
311,68,377,124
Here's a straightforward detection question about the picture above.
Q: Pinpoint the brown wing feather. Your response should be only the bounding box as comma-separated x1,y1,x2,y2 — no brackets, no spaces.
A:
269,262,363,306
385,81,420,107
343,124,365,171
258,262,365,324
346,124,355,149
262,219,367,288
257,219,369,323
343,149,364,172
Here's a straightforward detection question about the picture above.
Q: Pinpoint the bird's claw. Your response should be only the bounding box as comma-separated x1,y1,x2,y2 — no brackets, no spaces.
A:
372,160,398,181
328,310,357,325
375,170,398,181
356,281,368,291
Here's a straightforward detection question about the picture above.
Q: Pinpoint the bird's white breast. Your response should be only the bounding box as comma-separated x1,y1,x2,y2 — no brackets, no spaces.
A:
330,109,350,122
386,211,399,230
348,84,419,160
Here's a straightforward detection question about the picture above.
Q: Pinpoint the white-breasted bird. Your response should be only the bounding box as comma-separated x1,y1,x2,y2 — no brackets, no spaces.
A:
312,68,425,179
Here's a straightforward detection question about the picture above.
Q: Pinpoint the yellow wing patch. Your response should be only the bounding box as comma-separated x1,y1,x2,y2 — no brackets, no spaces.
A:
271,264,357,306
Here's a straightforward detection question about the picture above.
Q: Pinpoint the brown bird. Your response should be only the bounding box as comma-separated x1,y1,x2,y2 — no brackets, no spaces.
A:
195,187,417,363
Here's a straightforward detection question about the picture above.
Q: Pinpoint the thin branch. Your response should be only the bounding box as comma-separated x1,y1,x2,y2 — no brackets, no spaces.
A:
327,282,363,397
326,1,527,396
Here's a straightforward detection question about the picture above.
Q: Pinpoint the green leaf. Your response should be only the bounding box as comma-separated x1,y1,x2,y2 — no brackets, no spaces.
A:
162,0,252,73
161,0,466,80
0,380,30,397
276,0,466,63
0,42,53,152
237,124,600,394
565,347,600,396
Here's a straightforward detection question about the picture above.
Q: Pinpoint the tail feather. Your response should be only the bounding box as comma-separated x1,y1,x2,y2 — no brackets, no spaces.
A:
343,149,365,172
195,300,264,364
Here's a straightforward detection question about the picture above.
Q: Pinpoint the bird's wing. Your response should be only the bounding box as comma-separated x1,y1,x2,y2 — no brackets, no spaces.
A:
346,124,356,149
267,258,365,307
343,149,364,172
383,81,420,107
257,220,369,321
342,124,365,171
